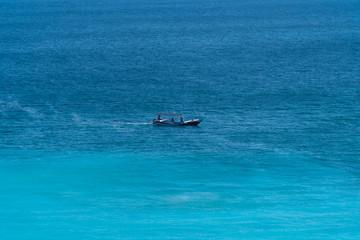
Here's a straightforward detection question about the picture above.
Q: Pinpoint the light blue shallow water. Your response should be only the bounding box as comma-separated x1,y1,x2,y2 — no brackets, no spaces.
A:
1,0,360,239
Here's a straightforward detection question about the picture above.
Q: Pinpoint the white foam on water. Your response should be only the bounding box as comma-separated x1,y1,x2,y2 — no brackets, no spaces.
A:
164,192,219,204
70,114,152,127
116,122,152,125
0,99,43,118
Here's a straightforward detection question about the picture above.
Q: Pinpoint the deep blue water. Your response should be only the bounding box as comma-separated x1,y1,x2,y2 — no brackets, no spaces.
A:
1,0,360,239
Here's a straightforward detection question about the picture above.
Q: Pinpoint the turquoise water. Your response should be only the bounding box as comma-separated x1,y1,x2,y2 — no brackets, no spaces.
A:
1,151,360,239
1,0,360,239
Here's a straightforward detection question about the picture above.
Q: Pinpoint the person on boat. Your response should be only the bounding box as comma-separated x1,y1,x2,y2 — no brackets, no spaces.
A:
171,117,175,122
158,115,161,121
180,116,184,122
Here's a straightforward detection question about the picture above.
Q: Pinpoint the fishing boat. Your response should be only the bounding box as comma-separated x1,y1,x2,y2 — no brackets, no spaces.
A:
153,113,201,126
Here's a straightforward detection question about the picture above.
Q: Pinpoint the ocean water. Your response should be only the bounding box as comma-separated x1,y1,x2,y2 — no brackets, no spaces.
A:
1,0,360,239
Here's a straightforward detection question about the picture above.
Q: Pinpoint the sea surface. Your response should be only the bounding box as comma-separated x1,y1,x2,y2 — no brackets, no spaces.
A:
1,0,360,239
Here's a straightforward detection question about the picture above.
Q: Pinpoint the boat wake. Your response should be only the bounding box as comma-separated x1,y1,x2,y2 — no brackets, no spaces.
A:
71,114,152,127
114,122,152,125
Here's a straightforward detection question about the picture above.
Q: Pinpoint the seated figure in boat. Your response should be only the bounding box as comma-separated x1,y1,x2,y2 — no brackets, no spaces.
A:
153,113,201,126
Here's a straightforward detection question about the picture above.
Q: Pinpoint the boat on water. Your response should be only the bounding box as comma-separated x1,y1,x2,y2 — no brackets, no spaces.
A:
153,113,201,126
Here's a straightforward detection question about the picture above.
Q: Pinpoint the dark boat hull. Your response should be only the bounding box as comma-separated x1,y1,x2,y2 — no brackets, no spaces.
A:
153,119,201,126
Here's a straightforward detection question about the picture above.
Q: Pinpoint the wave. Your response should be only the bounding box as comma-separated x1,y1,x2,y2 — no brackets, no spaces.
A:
0,99,43,118
71,114,151,127
0,99,152,126
114,122,152,125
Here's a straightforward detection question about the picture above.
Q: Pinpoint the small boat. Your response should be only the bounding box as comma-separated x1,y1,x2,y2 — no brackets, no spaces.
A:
153,113,201,126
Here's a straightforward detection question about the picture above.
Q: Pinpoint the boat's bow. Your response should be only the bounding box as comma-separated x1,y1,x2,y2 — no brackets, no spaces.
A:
183,119,201,126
